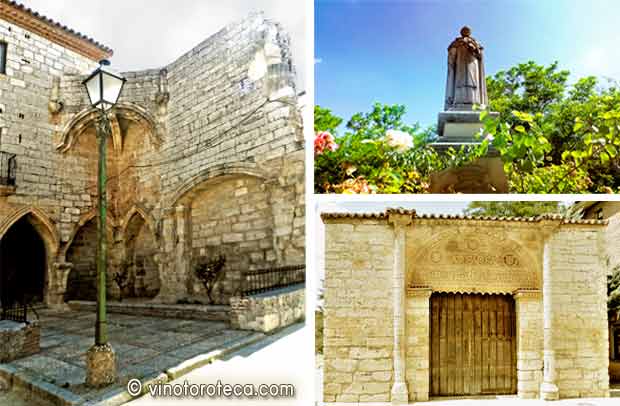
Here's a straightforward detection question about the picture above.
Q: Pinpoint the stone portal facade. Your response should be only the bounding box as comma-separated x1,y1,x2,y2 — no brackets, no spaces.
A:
322,209,609,402
0,3,304,307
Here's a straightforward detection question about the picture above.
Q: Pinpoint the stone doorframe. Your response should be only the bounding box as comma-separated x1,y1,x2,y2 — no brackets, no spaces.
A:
402,287,542,402
386,210,547,403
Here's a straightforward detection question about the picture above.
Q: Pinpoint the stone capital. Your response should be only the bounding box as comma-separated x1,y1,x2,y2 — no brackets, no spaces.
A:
513,288,541,301
538,216,562,240
388,211,414,229
407,286,433,299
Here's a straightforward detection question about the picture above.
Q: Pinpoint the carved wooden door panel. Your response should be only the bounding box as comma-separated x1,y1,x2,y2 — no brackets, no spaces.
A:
430,292,516,396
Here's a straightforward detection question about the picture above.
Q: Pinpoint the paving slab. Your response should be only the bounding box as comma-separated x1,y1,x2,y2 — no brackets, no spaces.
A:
0,309,266,405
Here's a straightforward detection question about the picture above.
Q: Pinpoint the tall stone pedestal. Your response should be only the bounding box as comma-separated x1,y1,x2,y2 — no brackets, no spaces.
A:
430,110,507,193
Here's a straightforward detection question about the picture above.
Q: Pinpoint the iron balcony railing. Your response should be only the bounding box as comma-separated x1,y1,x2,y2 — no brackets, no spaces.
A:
0,151,16,186
240,265,305,296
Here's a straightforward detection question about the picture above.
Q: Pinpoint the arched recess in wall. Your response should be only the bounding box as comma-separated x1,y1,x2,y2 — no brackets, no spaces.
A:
120,206,160,299
56,102,163,154
170,164,276,304
0,207,60,304
63,210,116,302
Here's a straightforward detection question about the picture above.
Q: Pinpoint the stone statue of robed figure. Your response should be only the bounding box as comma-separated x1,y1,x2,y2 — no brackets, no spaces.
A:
431,26,506,193
444,26,488,110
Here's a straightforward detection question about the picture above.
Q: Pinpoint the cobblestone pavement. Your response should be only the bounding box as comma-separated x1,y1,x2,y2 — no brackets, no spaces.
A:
2,309,258,404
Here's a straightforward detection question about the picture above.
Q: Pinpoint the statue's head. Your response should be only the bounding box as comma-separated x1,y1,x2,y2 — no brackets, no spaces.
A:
460,26,472,37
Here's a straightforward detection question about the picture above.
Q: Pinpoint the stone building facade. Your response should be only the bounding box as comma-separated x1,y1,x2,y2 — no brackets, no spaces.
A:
0,2,304,307
322,209,609,403
579,201,620,379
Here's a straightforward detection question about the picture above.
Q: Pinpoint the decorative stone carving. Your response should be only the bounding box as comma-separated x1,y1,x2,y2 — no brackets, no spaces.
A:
407,230,540,293
429,157,508,193
154,68,170,111
48,76,64,115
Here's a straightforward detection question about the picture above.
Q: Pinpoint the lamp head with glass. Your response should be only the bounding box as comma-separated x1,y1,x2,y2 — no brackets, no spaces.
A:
82,59,126,111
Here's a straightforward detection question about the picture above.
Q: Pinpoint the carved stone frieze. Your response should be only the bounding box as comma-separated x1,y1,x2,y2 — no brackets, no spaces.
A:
406,228,541,294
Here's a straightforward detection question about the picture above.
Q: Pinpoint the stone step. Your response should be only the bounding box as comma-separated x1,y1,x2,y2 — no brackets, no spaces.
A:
67,301,230,322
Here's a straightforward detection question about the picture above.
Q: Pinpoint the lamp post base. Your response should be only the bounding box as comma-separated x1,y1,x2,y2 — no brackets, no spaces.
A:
86,343,116,387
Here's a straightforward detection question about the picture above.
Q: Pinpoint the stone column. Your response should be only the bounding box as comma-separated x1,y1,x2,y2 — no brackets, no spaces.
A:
540,221,560,400
45,262,73,308
154,206,191,303
406,287,432,402
513,289,543,399
388,212,413,404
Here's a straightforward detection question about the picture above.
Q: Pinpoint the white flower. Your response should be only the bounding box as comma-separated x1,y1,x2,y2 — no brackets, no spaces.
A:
384,129,413,152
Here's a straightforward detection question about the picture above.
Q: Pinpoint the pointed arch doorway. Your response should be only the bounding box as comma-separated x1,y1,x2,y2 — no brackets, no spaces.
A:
0,216,47,305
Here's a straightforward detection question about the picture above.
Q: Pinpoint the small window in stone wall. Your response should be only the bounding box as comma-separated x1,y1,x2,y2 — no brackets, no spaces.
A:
0,41,7,75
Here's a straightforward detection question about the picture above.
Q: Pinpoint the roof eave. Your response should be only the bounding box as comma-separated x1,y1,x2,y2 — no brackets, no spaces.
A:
1,0,113,61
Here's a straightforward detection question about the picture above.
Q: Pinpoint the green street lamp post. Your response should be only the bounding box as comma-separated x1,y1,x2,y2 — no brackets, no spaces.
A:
82,60,126,387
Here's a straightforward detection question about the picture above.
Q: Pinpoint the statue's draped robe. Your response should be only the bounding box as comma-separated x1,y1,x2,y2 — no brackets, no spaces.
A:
444,37,488,110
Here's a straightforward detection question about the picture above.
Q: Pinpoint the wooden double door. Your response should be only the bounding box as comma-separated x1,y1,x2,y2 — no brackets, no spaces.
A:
430,292,517,396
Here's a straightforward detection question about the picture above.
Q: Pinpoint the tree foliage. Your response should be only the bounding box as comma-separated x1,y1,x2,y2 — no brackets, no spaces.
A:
609,266,620,314
315,61,620,194
483,61,620,193
314,105,343,134
464,201,563,218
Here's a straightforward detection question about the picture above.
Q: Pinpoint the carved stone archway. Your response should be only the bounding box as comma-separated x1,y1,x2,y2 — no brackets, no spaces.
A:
56,102,163,154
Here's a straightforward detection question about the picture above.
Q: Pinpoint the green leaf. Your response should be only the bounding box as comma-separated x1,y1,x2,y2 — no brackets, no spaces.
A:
515,125,526,133
605,144,617,158
601,152,610,164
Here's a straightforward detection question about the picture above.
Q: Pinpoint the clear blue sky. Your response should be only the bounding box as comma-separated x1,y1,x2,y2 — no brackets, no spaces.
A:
315,0,620,131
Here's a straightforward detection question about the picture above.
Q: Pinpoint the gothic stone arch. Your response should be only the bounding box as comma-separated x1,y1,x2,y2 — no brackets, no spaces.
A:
62,209,117,302
119,205,160,299
56,102,163,154
0,206,61,305
158,165,275,304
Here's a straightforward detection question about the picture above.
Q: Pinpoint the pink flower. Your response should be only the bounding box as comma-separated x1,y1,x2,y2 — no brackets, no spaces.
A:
315,131,339,155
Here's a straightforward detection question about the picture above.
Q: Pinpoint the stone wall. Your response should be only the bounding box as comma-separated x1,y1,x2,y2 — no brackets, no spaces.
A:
0,11,304,306
514,290,543,399
229,284,304,333
65,218,97,301
322,213,609,402
323,220,394,403
0,321,40,363
189,174,275,303
546,226,609,398
0,18,98,233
